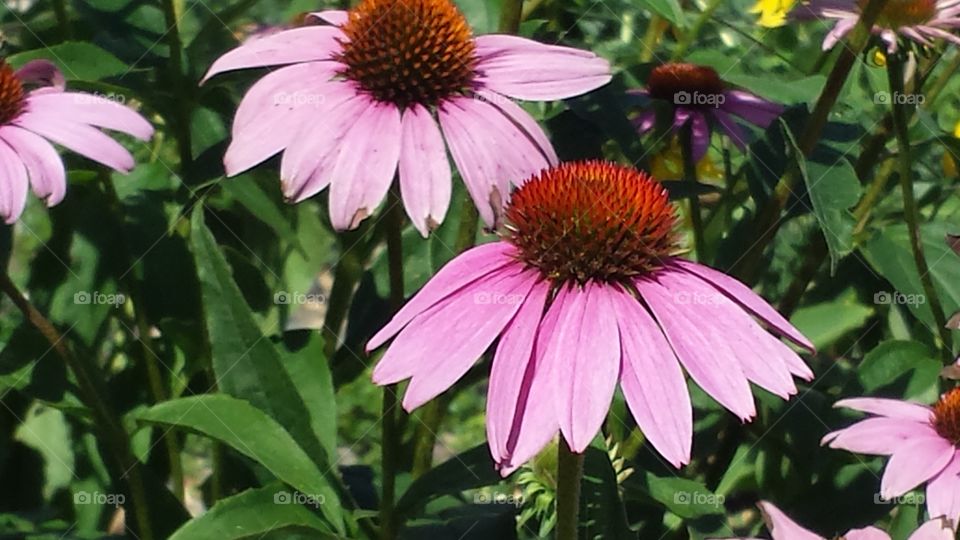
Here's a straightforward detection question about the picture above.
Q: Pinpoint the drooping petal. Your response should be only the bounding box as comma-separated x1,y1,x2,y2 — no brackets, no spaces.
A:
474,88,558,165
201,26,344,83
367,242,518,350
497,285,567,476
473,34,597,59
327,101,402,230
690,111,711,161
650,268,801,399
474,35,611,101
844,527,891,540
712,108,748,150
905,518,954,540
722,90,784,128
821,416,937,455
634,272,756,421
0,139,29,224
545,283,620,453
373,268,538,411
279,90,369,200
15,60,64,91
228,68,350,178
823,18,857,50
926,451,960,527
610,286,692,468
26,92,154,140
756,501,824,540
834,398,935,423
671,258,815,354
398,104,451,236
14,113,135,172
0,125,66,206
486,280,549,463
880,435,955,499
632,110,656,133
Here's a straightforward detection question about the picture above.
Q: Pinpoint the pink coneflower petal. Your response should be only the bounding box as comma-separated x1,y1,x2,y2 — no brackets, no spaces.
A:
545,283,620,453
927,452,960,526
632,110,656,133
635,272,756,421
610,286,692,468
306,9,348,25
657,269,800,399
844,527,890,540
821,416,935,455
0,139,28,224
722,90,785,128
672,259,816,355
834,397,935,422
0,125,66,206
231,61,343,135
486,280,550,463
15,113,135,172
26,92,154,140
824,18,858,50
327,101,401,230
15,60,65,91
757,501,824,540
367,242,517,350
498,285,566,475
279,92,368,201
473,34,597,59
880,435,955,499
399,104,452,237
474,88,558,164
474,37,612,101
690,111,711,161
200,26,343,83
713,109,748,150
905,519,953,540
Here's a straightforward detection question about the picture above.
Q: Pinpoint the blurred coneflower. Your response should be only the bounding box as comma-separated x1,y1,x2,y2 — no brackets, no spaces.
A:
202,0,612,235
0,60,153,223
367,160,814,474
630,63,784,161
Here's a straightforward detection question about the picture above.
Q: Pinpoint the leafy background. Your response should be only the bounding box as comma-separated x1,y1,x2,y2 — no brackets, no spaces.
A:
1,0,959,538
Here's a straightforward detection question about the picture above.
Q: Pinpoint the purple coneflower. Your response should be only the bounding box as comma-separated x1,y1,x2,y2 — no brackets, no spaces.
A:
714,500,952,540
201,0,611,235
630,63,784,161
0,60,153,223
796,0,960,52
823,391,960,528
367,160,814,474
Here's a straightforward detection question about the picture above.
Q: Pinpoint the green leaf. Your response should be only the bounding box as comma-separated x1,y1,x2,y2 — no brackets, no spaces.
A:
395,444,502,519
281,333,338,461
7,43,127,81
790,293,873,350
639,473,724,519
190,107,228,159
223,174,299,246
579,446,632,539
858,340,940,402
170,483,339,540
134,395,343,532
189,208,342,528
14,404,74,499
783,122,861,272
861,222,960,330
639,0,686,27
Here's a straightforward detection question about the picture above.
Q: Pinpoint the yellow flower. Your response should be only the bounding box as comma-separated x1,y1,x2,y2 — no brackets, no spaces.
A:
750,0,798,28
944,121,960,179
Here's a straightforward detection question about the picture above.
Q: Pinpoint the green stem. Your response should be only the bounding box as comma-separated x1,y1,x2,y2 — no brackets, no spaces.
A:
886,54,952,355
639,15,665,63
555,439,585,540
159,0,194,180
670,0,723,61
733,0,890,282
52,0,72,39
380,188,405,540
680,128,705,261
499,0,525,34
0,272,154,540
